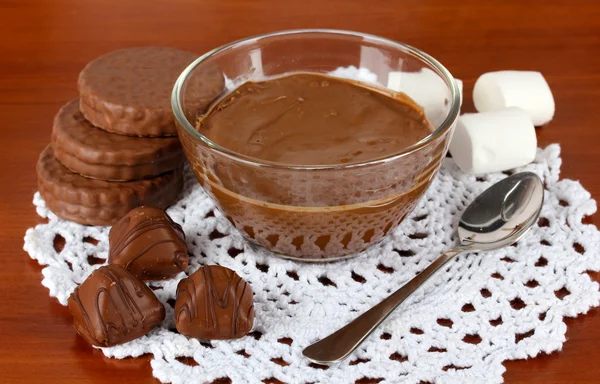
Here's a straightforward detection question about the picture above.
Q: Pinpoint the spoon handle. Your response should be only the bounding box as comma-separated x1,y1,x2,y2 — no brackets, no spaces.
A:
302,247,467,364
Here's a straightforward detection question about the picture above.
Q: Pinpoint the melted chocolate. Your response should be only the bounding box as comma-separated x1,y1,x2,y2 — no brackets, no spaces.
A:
108,206,188,281
197,72,432,165
175,265,254,340
187,72,442,259
67,264,165,347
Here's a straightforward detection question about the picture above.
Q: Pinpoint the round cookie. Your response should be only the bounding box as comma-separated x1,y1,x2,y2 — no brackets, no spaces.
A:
78,47,223,137
37,145,183,226
52,99,184,181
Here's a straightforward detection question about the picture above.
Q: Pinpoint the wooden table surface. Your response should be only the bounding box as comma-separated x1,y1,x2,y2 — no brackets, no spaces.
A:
1,0,599,383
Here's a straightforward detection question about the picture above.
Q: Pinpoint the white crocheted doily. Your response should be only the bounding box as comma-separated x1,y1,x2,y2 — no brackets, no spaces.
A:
24,145,600,384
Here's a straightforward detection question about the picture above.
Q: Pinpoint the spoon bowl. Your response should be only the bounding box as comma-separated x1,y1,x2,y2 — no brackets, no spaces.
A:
459,172,545,251
302,172,544,364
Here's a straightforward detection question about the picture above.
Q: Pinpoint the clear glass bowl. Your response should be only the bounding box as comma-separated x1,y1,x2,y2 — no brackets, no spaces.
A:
172,29,460,261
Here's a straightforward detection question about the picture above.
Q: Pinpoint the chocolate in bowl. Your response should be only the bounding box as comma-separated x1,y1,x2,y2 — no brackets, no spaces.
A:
172,29,460,260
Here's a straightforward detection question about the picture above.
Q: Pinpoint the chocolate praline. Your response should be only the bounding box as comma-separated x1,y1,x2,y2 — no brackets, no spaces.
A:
67,264,165,347
175,265,254,340
108,206,189,282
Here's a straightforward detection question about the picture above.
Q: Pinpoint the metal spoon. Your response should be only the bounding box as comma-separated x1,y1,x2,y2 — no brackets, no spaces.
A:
303,172,544,364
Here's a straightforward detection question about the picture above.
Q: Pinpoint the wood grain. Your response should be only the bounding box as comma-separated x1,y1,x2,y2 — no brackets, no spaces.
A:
0,0,599,383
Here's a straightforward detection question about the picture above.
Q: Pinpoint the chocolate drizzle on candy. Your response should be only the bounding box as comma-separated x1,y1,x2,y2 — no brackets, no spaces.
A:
108,206,189,282
175,265,254,340
68,207,254,347
67,264,165,347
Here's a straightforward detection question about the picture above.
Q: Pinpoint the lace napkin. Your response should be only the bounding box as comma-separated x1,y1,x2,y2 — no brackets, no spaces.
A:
24,145,600,384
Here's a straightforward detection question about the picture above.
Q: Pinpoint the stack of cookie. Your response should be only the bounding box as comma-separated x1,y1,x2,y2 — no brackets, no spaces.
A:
37,47,199,226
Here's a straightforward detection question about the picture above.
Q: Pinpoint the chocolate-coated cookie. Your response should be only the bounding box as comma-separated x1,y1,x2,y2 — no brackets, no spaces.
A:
52,99,184,181
37,145,183,226
78,47,223,137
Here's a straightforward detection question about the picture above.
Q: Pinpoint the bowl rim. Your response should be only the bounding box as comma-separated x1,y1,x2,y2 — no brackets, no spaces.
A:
171,28,461,170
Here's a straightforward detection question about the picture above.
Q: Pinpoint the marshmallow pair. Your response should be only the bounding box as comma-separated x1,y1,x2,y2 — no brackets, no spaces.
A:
448,70,554,174
388,68,536,174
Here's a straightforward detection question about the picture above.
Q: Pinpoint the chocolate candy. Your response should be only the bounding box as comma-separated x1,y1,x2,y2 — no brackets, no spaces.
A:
67,264,165,347
175,265,254,340
108,207,189,281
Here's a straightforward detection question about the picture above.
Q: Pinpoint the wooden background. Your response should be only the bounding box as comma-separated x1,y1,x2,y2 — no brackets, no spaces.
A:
1,0,599,382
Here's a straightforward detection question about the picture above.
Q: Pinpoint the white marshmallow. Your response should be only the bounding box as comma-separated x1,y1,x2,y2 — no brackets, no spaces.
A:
387,69,462,125
449,107,537,174
456,78,463,104
329,66,380,86
473,71,555,126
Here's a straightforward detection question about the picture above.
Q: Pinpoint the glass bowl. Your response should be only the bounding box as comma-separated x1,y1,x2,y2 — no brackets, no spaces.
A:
172,29,460,261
